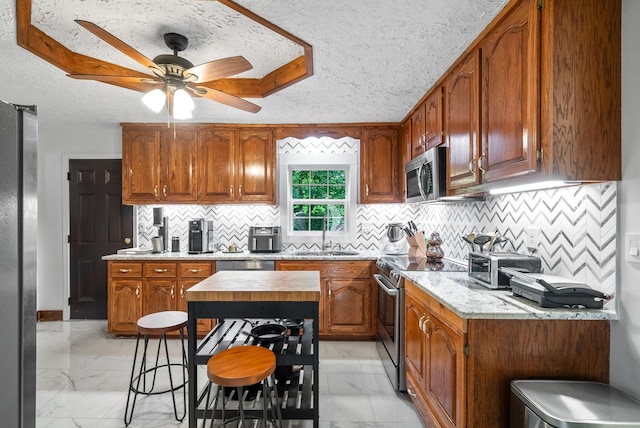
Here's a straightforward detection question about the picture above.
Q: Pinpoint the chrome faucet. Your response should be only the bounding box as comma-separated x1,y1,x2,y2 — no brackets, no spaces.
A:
322,214,331,251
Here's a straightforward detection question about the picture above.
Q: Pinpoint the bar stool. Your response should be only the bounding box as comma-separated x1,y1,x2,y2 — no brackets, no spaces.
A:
203,346,283,428
124,310,188,426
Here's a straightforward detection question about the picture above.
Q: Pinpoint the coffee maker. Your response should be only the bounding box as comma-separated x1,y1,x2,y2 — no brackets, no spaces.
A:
188,218,214,253
152,207,169,253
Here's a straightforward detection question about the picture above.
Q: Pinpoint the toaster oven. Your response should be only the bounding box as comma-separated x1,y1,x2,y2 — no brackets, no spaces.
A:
468,252,542,289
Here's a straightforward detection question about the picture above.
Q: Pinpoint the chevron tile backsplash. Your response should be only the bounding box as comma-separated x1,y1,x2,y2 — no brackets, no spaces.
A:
136,138,617,308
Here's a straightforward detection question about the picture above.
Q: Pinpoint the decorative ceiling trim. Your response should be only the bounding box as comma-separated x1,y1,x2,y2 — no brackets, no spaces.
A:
15,0,313,99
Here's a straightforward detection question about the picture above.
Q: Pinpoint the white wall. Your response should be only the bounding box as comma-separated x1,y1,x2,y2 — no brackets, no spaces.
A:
36,124,121,313
610,0,640,399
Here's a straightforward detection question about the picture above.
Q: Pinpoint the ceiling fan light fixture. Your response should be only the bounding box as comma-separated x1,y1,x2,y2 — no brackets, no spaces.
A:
173,88,194,120
142,88,166,113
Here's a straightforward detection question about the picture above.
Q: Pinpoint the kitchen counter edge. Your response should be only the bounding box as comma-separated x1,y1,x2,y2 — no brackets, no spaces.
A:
403,271,617,321
102,251,379,261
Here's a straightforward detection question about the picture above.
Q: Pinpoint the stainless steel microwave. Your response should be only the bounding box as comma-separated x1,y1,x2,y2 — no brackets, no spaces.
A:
404,146,446,203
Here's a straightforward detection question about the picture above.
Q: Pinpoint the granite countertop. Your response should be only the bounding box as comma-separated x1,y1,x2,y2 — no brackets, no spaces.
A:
403,271,617,321
102,249,379,261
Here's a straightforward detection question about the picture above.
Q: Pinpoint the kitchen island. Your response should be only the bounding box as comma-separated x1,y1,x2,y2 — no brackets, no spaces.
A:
185,270,321,428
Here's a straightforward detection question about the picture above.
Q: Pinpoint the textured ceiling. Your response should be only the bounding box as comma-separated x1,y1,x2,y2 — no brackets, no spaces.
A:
0,0,509,129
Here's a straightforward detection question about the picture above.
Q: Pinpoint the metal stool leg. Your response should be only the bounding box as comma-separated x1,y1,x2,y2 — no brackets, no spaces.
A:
162,331,186,422
124,332,143,426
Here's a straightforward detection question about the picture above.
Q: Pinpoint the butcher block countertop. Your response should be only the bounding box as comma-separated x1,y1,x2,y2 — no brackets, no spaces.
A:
185,270,321,302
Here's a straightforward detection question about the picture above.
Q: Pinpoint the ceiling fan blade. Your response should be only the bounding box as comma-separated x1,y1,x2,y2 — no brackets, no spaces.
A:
190,85,261,113
186,56,253,83
67,74,161,85
75,20,159,71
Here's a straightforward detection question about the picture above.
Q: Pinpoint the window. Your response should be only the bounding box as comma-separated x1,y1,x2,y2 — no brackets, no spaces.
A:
278,147,358,245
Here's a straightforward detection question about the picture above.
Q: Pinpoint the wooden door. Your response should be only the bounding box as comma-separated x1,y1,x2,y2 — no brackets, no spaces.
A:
198,128,236,202
481,0,538,183
446,51,481,192
69,159,133,319
405,293,428,389
410,103,426,157
425,315,465,428
108,279,142,334
236,128,275,203
424,87,443,150
360,127,401,203
326,278,372,334
160,128,198,202
122,127,161,203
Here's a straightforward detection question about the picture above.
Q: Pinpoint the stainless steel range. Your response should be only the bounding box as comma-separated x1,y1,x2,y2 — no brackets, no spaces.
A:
374,255,466,392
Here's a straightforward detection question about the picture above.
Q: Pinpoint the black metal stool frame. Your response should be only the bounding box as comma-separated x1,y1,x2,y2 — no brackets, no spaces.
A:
124,327,188,426
202,373,283,428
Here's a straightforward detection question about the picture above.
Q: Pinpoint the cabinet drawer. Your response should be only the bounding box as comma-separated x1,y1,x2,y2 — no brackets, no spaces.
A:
325,262,371,278
144,263,177,277
428,297,465,333
180,262,213,278
109,262,142,277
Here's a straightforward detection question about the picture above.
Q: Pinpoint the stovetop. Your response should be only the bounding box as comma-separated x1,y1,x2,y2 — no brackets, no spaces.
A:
377,255,468,273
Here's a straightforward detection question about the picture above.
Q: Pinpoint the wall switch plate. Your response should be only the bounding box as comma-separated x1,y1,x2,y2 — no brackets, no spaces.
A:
138,222,146,233
524,226,540,250
625,233,640,263
362,222,372,233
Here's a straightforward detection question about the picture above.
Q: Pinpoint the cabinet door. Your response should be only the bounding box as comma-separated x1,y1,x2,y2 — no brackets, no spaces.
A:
401,120,412,167
480,0,538,183
160,128,198,202
176,279,211,334
425,314,465,428
198,128,236,202
405,293,428,389
361,127,401,203
445,51,481,192
410,103,426,157
108,279,142,335
237,129,275,203
326,278,372,334
424,87,443,150
122,127,161,204
143,279,176,315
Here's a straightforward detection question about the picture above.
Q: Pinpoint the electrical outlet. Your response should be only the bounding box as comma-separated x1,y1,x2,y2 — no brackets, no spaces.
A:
362,222,372,233
524,226,540,250
138,222,146,233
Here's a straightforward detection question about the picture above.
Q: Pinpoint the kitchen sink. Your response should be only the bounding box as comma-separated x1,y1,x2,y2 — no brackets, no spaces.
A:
293,250,360,256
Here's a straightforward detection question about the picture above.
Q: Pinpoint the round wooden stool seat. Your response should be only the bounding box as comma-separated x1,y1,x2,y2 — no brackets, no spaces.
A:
136,311,188,335
207,346,276,388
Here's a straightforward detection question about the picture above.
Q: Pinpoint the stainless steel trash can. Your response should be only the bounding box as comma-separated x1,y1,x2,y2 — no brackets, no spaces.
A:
511,380,640,428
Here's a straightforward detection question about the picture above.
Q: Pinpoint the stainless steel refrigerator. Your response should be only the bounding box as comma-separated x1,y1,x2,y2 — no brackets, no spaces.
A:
0,101,37,428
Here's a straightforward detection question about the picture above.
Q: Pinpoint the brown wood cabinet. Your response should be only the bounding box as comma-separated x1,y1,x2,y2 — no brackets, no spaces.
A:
122,125,276,205
122,126,198,204
107,260,214,336
410,103,426,158
276,260,376,339
445,51,481,192
360,126,402,203
404,279,610,427
424,88,444,151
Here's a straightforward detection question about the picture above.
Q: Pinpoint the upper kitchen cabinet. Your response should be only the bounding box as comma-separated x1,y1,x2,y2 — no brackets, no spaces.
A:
410,102,426,158
441,0,620,195
360,126,402,203
423,87,444,151
122,126,198,204
199,128,276,204
445,50,482,192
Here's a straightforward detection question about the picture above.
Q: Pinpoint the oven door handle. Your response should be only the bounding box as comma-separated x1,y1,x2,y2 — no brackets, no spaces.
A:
374,274,399,296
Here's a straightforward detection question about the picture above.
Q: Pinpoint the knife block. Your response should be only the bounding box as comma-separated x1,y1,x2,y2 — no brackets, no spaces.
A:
406,231,427,257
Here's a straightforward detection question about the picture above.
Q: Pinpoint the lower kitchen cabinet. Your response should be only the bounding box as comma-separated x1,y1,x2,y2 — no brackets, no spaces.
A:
276,260,376,339
107,260,214,336
404,279,610,428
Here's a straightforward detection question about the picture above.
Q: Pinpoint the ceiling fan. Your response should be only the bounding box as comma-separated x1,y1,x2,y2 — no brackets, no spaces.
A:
68,20,261,118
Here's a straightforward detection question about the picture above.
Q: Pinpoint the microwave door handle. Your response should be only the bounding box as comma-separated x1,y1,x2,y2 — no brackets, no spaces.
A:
417,163,429,200
374,274,399,296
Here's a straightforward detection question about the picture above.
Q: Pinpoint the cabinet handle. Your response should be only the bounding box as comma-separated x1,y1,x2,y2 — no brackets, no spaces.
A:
239,185,242,196
365,184,369,196
180,285,184,298
163,185,167,197
418,314,426,331
468,160,476,177
328,287,332,297
119,268,132,273
190,269,201,273
407,387,417,399
171,285,174,298
230,185,233,196
154,185,158,197
154,268,168,273
422,316,431,334
135,286,139,298
477,154,487,174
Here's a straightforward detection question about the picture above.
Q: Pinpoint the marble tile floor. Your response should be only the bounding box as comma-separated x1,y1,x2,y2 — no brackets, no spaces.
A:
36,320,424,428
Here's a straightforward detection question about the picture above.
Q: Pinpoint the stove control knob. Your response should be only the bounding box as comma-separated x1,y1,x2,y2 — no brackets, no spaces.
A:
391,271,401,281
376,260,385,270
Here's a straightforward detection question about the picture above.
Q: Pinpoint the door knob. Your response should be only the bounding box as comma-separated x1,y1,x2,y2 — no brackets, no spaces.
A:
124,237,131,244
